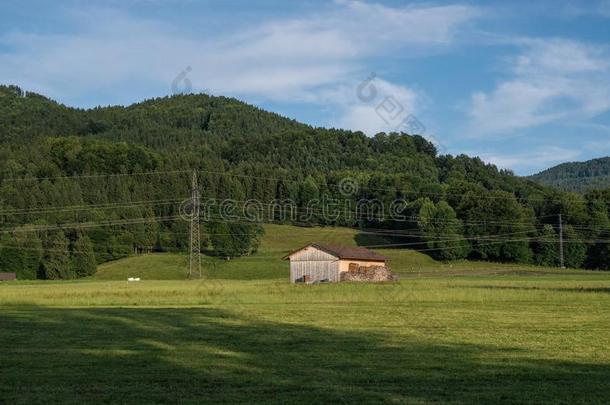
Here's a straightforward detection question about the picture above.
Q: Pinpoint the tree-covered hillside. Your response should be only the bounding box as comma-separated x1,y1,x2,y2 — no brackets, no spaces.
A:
529,157,610,192
1,84,610,278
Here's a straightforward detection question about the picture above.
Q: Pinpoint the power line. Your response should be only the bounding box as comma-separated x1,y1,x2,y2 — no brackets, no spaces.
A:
0,243,180,255
0,215,183,234
5,201,608,248
1,197,548,229
0,198,183,216
192,168,593,205
2,197,605,234
0,169,190,183
0,169,608,269
0,168,605,231
4,235,610,257
187,197,558,228
360,229,541,249
0,167,600,205
401,237,536,254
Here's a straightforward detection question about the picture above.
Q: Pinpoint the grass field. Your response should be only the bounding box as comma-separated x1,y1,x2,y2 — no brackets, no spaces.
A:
1,224,610,403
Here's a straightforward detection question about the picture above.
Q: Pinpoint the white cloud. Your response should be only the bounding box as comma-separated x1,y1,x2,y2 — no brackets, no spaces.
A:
0,1,480,107
584,136,610,153
467,39,610,136
514,40,609,74
331,76,419,134
332,0,480,47
562,1,610,18
475,146,582,174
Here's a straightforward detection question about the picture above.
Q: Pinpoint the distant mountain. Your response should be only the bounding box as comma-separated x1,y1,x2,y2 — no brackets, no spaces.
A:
529,157,610,193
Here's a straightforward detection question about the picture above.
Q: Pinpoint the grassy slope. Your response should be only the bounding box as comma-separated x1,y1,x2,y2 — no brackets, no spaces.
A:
93,224,584,281
93,224,365,280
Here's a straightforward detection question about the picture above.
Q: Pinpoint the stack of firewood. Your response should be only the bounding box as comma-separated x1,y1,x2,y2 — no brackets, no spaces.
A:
340,265,397,282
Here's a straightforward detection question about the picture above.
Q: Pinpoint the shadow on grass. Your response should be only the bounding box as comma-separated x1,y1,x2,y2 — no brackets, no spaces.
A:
464,285,610,294
1,306,609,404
354,231,418,249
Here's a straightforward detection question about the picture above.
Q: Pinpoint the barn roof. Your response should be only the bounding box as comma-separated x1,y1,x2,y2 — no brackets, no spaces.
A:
283,243,387,262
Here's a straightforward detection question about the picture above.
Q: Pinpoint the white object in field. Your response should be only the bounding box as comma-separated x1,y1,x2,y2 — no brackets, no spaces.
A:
127,277,141,282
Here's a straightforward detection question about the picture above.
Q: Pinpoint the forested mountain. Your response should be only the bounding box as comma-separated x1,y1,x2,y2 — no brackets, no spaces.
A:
1,84,610,278
529,157,610,192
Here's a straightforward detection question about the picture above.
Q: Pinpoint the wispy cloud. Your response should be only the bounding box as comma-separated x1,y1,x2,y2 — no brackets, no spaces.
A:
467,39,610,136
475,145,582,174
332,0,481,47
0,1,480,108
561,0,610,18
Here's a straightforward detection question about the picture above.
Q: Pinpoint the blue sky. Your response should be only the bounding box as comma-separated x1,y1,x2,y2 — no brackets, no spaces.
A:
1,0,610,175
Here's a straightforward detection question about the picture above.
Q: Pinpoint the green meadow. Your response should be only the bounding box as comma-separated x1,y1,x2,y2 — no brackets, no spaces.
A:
1,224,610,403
91,224,580,281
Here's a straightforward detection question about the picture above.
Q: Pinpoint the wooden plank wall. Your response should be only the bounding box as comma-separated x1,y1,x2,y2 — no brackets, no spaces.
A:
290,260,340,283
289,246,340,283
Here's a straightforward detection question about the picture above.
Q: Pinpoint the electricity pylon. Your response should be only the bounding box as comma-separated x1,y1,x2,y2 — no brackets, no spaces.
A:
189,170,202,278
559,213,565,269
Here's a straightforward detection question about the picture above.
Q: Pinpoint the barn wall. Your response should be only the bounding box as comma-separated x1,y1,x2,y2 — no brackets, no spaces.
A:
290,260,340,283
288,246,336,262
288,246,340,283
0,272,17,281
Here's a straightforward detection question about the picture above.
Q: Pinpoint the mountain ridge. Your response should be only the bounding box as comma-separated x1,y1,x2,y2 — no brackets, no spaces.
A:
529,156,610,193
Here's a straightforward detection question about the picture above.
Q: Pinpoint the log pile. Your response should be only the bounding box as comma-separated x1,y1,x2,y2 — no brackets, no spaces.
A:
340,265,397,282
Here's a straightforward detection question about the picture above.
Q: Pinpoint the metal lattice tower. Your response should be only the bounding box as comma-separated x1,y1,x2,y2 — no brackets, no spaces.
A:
189,170,202,278
559,213,565,269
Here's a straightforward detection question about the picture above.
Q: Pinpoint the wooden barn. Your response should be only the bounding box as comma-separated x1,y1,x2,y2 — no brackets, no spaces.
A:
283,243,387,283
0,272,17,281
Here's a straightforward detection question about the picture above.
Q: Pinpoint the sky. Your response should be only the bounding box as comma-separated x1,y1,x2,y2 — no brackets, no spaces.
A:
1,0,610,175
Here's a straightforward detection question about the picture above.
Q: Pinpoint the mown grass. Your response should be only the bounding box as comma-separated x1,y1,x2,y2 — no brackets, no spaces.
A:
2,275,610,403
2,223,610,403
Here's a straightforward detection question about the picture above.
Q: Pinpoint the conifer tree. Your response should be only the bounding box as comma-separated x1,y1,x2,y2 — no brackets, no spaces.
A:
71,234,97,277
42,231,72,279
